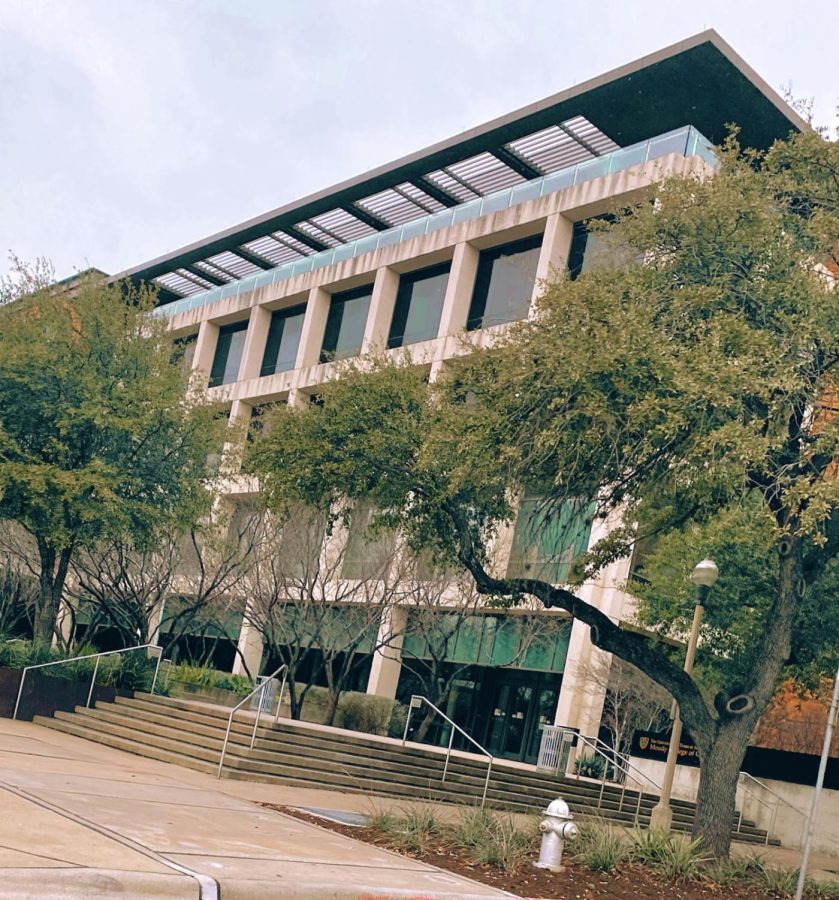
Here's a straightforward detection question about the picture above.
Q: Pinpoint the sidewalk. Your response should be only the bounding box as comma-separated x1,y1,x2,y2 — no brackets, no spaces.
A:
0,717,515,899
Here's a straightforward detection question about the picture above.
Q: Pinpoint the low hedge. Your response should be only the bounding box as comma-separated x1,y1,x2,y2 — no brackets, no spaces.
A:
0,636,159,693
291,685,408,737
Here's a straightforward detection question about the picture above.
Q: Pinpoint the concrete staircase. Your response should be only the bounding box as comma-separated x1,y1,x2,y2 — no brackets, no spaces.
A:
35,692,776,845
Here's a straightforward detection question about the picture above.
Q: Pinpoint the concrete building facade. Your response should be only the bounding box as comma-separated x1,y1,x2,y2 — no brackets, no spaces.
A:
110,31,805,763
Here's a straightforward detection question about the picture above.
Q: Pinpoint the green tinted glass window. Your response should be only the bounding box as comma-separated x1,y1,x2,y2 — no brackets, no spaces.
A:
507,496,594,583
466,234,542,330
209,321,248,387
320,286,372,362
388,263,450,348
261,304,306,376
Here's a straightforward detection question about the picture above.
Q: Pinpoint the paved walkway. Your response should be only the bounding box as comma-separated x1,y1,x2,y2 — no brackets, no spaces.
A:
0,718,514,899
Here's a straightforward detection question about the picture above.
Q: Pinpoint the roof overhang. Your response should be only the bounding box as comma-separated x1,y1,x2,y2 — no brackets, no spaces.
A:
112,29,807,300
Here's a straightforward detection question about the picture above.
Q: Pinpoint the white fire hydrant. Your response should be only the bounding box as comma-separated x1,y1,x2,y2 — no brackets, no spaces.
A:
534,797,579,872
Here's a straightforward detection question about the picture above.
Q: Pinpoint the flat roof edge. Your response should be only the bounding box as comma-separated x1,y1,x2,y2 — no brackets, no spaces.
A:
111,29,807,286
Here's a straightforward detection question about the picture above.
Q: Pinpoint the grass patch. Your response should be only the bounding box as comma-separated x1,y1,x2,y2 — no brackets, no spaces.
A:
627,827,708,880
573,821,626,873
450,807,536,873
375,803,442,854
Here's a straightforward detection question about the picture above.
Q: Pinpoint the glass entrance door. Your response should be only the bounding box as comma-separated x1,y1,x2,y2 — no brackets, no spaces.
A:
483,675,562,763
486,683,533,759
526,685,561,763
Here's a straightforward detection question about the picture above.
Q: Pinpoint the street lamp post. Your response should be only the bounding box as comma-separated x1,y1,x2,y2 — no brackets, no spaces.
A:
649,558,719,831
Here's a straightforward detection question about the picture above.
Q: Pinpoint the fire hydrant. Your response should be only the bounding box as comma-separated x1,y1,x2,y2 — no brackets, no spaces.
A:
534,797,579,872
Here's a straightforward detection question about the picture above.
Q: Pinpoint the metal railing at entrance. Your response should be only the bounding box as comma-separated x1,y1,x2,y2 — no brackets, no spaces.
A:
216,664,288,778
539,725,664,826
12,643,163,720
402,695,494,807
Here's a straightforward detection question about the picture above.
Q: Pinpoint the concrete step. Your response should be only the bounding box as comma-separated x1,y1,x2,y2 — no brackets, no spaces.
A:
34,714,219,775
122,694,674,810
46,709,246,770
98,699,683,822
36,693,777,846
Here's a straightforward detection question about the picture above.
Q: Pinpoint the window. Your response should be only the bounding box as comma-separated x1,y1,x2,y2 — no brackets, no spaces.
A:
320,285,372,362
388,263,451,348
171,332,197,369
247,402,278,443
568,218,638,279
507,494,593,584
342,503,394,580
261,304,306,376
208,321,248,387
466,234,542,330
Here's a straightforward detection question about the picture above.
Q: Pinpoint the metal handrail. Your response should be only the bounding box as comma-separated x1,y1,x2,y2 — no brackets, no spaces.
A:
12,643,163,720
569,731,663,826
738,770,808,846
581,733,663,794
402,695,495,807
216,664,287,778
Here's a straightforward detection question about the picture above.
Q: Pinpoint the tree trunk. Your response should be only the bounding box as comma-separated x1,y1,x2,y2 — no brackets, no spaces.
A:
33,542,73,646
34,544,58,645
324,690,340,727
691,725,750,858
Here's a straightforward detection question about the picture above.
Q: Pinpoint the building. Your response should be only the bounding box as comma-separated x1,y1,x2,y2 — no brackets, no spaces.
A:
109,31,805,764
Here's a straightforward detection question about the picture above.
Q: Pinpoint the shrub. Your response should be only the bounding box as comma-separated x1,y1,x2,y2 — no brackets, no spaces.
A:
336,692,397,736
804,877,839,898
0,636,159,691
387,702,408,738
451,807,536,873
757,864,800,897
380,803,442,854
574,753,607,779
573,822,626,872
702,853,764,888
627,828,707,880
166,663,255,698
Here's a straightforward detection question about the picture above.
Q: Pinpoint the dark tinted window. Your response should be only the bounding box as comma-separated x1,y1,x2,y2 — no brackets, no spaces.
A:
568,218,637,279
388,263,450,348
466,234,542,331
320,285,372,362
261,304,306,376
209,321,248,387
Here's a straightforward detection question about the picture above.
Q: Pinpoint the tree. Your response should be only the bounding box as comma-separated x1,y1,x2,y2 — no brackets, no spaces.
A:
248,130,839,857
68,510,264,661
398,562,569,743
576,655,670,764
0,263,220,643
397,566,484,740
241,503,405,724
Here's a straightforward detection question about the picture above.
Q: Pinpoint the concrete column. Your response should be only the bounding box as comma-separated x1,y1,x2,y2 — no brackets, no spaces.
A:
361,267,400,354
148,598,165,646
430,242,480,380
295,286,331,369
532,213,574,303
287,389,308,409
553,510,623,741
220,399,252,472
233,604,265,677
487,489,520,579
366,605,408,699
436,242,479,338
238,305,272,381
191,319,219,387
554,619,589,727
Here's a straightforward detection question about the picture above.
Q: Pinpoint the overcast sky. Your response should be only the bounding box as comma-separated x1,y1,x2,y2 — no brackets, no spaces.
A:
1,0,836,282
